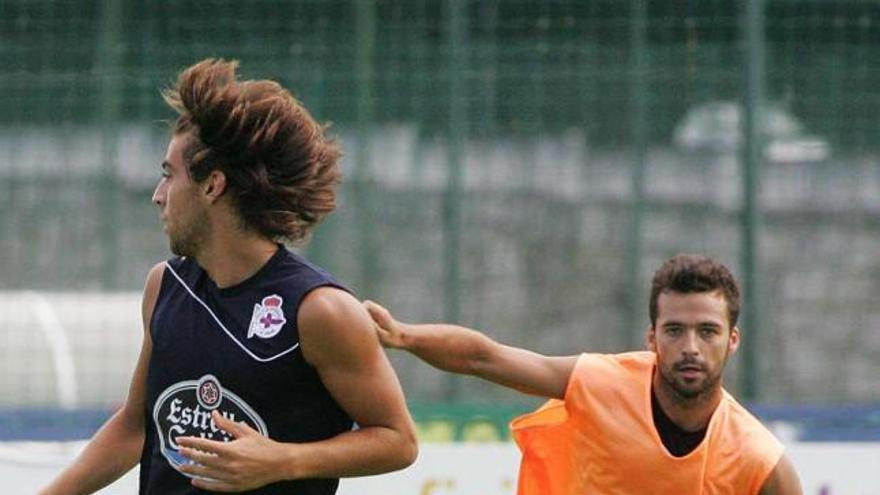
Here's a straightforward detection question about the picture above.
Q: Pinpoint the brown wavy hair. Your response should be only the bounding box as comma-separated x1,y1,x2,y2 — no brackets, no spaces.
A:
649,254,741,328
162,58,342,242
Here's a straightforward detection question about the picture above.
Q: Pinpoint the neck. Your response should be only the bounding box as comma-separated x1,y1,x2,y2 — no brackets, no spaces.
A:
192,227,279,289
651,370,723,433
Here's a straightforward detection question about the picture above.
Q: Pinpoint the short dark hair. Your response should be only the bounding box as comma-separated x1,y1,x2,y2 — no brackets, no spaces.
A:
649,254,741,328
162,58,343,243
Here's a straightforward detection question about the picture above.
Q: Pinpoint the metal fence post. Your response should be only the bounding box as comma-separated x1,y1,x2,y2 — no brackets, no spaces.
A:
740,0,766,401
354,0,379,298
444,0,467,402
95,0,125,289
626,0,649,351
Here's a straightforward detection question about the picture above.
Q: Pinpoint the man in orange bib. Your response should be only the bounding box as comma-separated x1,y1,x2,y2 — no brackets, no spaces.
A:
365,254,802,494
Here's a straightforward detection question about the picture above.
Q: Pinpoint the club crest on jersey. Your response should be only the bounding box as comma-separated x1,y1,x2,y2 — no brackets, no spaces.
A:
248,294,287,339
152,374,268,477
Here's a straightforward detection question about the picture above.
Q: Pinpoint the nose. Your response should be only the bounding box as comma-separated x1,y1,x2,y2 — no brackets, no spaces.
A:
681,330,700,356
152,180,165,206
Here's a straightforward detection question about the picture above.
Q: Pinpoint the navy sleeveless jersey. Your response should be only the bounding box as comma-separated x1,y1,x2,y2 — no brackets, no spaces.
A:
140,246,355,494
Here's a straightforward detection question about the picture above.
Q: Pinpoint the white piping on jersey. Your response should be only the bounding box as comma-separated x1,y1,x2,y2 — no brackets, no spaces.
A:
163,262,300,363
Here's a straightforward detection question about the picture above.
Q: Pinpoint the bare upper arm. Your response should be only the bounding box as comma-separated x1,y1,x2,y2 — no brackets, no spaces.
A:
365,299,577,400
474,344,578,399
141,261,165,336
298,287,415,434
759,454,802,495
119,262,164,424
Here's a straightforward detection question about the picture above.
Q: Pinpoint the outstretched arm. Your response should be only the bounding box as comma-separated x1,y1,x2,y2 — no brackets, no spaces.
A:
364,300,577,399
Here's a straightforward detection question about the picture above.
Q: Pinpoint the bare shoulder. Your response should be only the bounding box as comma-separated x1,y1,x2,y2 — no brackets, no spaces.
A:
142,261,167,327
759,454,802,495
297,286,362,333
144,261,166,294
297,287,375,366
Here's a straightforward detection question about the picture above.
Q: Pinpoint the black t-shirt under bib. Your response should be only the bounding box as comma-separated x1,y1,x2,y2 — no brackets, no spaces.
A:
651,388,708,457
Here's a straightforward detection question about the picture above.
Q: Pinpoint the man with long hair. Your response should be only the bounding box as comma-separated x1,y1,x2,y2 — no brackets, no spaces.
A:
366,254,801,494
41,59,417,494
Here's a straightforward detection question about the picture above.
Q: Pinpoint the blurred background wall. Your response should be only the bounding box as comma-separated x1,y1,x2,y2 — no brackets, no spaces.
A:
0,1,878,423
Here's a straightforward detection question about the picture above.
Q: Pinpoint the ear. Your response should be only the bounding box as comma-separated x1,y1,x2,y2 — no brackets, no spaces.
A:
645,325,657,352
202,170,227,203
727,326,741,355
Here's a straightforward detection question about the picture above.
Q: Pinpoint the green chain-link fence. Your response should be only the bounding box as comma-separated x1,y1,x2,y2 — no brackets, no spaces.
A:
1,1,878,416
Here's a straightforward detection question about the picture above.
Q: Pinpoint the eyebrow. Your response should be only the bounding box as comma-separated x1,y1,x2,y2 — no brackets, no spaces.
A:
661,321,721,328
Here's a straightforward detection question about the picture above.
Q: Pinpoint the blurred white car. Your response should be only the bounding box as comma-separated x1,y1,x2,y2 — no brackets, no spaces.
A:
673,101,831,163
